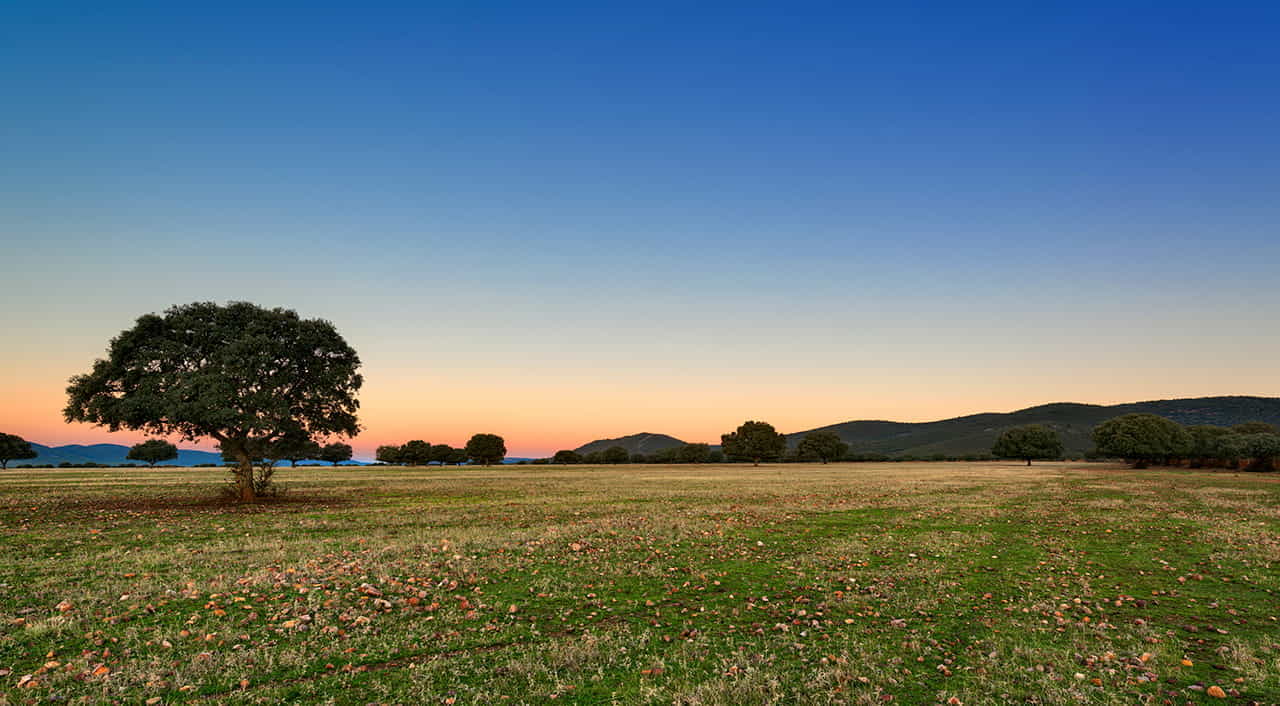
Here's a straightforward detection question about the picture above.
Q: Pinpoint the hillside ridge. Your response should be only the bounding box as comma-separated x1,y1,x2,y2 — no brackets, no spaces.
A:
574,432,687,456
572,396,1280,458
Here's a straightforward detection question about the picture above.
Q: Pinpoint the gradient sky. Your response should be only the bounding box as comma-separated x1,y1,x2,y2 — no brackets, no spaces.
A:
2,1,1278,458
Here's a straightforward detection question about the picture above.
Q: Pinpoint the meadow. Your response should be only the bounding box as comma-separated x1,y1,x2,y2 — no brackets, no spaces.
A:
2,462,1278,705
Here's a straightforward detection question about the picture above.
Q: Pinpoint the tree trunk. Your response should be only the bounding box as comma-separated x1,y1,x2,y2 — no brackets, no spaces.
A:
1026,458,1032,466
753,458,760,467
225,441,256,502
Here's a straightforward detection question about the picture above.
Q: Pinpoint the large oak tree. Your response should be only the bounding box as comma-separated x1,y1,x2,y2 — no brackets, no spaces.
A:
65,302,362,501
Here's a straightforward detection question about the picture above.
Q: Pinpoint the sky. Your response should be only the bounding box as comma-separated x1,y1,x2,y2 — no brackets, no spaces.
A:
2,1,1278,459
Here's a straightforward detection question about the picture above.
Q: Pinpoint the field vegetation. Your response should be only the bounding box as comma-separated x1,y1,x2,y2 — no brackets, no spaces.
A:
3,462,1279,704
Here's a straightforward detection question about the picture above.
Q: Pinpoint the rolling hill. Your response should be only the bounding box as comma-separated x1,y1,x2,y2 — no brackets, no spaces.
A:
15,443,373,467
574,433,687,456
572,396,1280,459
17,443,225,467
787,396,1280,457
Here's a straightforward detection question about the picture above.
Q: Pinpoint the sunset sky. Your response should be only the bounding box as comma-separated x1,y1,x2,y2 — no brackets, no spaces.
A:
3,2,1278,458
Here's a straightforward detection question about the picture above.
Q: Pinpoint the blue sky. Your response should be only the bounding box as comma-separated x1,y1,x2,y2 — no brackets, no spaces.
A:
2,1,1278,455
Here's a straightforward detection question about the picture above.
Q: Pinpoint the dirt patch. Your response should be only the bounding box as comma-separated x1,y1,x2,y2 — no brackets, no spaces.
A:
38,492,354,515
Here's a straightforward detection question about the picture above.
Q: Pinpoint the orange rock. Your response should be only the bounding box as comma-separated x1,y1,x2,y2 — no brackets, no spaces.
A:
1206,685,1226,698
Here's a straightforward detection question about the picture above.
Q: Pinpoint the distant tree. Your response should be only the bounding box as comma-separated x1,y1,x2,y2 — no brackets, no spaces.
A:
1220,432,1280,472
319,443,353,467
552,449,583,464
721,420,787,466
677,442,712,464
446,447,468,465
272,431,323,468
399,439,433,466
465,433,506,466
126,439,179,467
1186,425,1232,468
430,444,454,465
1092,414,1191,468
629,452,649,463
990,425,1063,466
602,446,630,464
375,445,403,465
583,451,604,464
650,447,680,464
707,450,725,463
63,302,362,502
1232,421,1280,435
0,433,38,469
795,432,850,464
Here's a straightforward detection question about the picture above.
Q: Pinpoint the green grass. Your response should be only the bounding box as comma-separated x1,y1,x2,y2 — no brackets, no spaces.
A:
2,462,1279,704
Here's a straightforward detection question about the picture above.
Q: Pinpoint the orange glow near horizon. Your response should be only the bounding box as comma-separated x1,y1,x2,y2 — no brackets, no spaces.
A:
4,353,1276,459
4,305,1277,460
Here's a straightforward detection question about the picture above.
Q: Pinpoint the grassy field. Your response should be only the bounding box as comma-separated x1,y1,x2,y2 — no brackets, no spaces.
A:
2,462,1279,705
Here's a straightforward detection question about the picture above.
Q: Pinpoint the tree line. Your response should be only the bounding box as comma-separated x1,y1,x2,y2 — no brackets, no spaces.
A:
990,415,1280,471
14,412,1276,476
544,422,850,466
374,434,507,466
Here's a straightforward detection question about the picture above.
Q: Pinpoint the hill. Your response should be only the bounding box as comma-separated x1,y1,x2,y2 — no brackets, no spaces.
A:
788,396,1280,457
575,433,687,456
18,443,225,467
569,396,1280,460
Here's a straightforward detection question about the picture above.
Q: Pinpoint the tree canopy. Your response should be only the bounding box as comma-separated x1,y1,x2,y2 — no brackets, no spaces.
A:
1092,414,1191,468
127,439,179,467
399,439,433,466
0,433,38,469
721,421,787,466
552,449,583,464
272,431,324,467
375,441,459,466
990,425,1063,465
430,444,455,465
1186,425,1233,467
1232,421,1280,435
465,433,506,466
1220,432,1280,472
677,443,712,464
319,443,353,467
64,302,362,500
602,446,629,464
375,445,403,465
795,431,849,464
